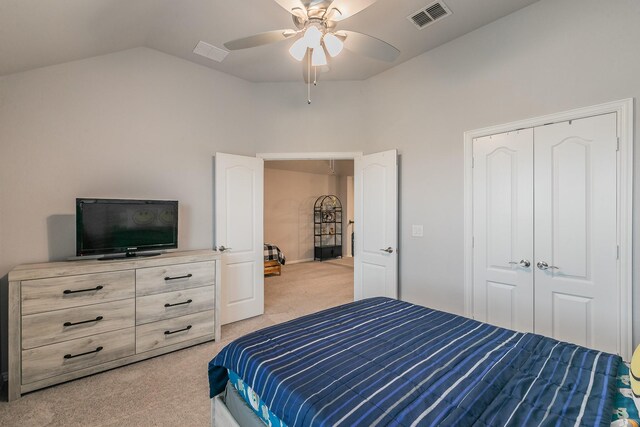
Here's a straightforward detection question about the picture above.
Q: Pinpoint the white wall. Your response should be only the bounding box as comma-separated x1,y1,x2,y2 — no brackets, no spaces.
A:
365,0,640,345
336,175,354,257
251,81,367,153
0,47,257,274
264,167,340,263
0,47,260,377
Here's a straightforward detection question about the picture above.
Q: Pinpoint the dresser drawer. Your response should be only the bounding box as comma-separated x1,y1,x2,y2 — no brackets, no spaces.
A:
22,299,135,350
136,310,214,353
136,261,215,296
22,327,135,385
136,286,214,325
21,271,135,315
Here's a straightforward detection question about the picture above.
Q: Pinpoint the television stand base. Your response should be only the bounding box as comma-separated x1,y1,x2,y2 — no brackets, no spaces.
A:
99,251,163,261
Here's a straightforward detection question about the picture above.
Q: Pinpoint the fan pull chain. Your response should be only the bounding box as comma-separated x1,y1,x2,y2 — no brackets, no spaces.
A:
307,52,311,104
314,67,317,86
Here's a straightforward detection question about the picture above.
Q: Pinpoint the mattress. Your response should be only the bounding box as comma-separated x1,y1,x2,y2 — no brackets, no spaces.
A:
224,363,640,427
209,297,621,426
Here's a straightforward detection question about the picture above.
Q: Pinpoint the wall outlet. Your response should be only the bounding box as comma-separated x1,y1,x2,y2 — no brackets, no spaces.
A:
412,225,424,237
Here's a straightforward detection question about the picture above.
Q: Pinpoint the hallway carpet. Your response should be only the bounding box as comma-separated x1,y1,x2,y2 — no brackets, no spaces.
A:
0,259,353,426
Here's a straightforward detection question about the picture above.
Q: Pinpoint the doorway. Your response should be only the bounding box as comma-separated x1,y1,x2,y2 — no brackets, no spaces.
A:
263,159,355,314
215,150,399,326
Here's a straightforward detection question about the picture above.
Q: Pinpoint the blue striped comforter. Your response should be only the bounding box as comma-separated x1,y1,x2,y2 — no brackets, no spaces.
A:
208,297,620,426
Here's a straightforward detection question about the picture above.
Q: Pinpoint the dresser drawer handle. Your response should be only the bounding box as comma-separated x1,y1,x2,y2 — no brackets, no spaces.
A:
164,299,193,308
64,316,104,327
63,285,104,295
64,346,103,359
164,274,192,281
164,325,192,335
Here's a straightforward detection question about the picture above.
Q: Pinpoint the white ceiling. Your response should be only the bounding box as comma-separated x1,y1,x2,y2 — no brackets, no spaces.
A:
0,0,540,82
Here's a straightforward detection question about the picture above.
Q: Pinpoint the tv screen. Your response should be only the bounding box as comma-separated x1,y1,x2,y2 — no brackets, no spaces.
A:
76,198,178,256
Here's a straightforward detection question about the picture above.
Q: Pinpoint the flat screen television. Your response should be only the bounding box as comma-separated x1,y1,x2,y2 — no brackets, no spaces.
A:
76,198,178,258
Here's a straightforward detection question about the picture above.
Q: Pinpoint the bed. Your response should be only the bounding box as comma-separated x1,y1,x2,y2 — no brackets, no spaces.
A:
264,243,285,276
208,297,631,426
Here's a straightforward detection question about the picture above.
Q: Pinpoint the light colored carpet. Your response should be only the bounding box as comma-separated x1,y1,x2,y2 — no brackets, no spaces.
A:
0,259,354,426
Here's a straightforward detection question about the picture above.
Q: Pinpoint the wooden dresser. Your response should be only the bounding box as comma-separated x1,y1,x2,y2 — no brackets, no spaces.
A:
7,250,221,401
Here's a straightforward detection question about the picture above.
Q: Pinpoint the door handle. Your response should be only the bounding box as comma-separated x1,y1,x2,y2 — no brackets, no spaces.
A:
218,246,232,252
379,247,394,254
508,259,531,268
536,261,559,271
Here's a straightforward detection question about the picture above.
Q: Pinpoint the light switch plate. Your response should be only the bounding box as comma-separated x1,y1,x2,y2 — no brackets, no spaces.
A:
412,225,424,237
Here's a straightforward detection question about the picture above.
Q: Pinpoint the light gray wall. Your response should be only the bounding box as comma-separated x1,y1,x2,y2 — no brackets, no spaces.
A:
365,0,640,345
0,47,257,275
251,81,367,153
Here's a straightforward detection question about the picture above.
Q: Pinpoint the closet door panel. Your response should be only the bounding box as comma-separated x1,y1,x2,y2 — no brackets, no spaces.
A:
533,113,618,354
472,129,534,332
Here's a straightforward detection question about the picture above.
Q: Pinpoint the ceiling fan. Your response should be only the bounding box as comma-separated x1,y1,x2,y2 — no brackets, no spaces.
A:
224,0,400,98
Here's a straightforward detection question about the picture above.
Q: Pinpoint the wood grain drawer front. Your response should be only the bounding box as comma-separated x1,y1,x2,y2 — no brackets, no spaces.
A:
22,327,135,385
136,286,214,325
136,310,214,353
21,271,135,315
22,299,135,350
136,261,215,296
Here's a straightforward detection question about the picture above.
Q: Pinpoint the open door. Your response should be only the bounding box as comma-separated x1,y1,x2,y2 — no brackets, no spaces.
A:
354,149,398,300
215,153,264,325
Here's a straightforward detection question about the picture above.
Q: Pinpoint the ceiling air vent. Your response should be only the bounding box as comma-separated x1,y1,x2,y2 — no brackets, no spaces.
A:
408,1,452,30
193,41,229,62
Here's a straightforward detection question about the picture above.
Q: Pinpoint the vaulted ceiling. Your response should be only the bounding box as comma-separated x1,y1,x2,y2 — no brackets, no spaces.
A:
0,0,539,82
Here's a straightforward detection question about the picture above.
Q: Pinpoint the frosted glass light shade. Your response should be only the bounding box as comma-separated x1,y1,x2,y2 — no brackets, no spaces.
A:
323,33,343,57
289,37,308,61
303,26,322,48
311,46,327,66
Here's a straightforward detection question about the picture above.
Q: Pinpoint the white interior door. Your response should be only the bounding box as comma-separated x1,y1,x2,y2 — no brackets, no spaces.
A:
215,153,264,325
533,114,618,354
472,129,534,332
354,149,398,300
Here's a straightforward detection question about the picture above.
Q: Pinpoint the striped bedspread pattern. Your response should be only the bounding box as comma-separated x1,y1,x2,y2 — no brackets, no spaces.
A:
208,297,620,426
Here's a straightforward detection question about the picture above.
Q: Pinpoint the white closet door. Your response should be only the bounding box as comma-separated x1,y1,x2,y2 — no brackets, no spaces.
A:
472,130,534,332
534,113,618,354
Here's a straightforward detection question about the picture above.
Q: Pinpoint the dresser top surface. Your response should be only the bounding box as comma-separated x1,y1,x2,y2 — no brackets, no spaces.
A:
8,250,221,282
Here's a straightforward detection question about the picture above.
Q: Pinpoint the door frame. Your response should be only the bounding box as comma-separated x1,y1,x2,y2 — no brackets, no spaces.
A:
463,98,634,359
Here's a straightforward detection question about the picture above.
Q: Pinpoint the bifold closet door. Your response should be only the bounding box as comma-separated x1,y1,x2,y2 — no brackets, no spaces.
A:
533,113,618,354
472,129,534,332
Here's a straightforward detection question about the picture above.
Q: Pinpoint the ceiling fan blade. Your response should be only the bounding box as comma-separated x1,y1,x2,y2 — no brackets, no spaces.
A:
272,0,307,16
340,30,400,62
224,30,297,50
325,0,378,21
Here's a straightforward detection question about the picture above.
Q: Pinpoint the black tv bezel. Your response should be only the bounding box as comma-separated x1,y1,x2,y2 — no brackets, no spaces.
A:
76,198,179,257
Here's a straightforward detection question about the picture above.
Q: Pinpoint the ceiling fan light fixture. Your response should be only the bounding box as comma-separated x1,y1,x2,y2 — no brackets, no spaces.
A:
303,25,322,48
311,46,327,66
289,37,308,61
323,32,343,57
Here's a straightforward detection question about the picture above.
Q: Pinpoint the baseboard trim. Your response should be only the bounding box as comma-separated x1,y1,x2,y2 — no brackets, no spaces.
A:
286,258,314,265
